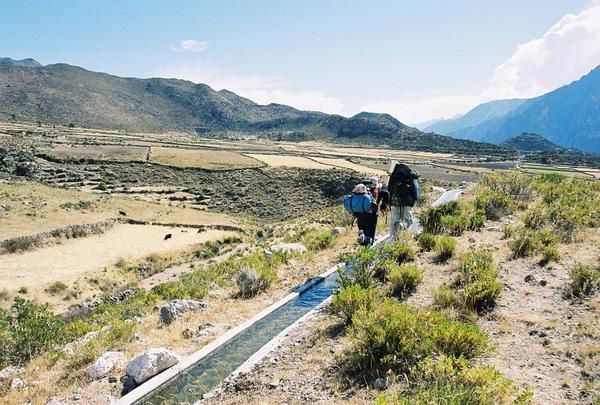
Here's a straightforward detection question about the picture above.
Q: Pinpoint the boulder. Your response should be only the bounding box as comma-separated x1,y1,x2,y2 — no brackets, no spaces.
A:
264,242,307,257
0,366,21,384
331,227,346,235
160,299,208,324
126,348,181,384
86,351,127,379
46,397,66,405
374,377,389,390
10,377,26,390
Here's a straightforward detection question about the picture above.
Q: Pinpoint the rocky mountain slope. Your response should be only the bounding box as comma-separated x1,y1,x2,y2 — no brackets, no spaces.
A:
500,133,561,153
0,59,511,155
425,66,600,153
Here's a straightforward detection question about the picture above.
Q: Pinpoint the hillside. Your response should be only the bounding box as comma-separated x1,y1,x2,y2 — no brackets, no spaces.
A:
425,66,600,153
0,57,42,67
0,61,512,156
500,133,560,153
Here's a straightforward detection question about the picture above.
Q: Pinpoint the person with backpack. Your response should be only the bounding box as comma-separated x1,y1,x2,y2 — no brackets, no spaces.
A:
344,177,387,245
387,161,419,241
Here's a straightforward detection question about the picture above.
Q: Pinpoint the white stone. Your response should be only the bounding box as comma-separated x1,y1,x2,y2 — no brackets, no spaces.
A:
331,227,346,235
265,242,307,257
10,377,26,390
160,299,207,324
126,348,181,384
46,397,66,405
374,377,389,390
0,366,21,384
86,351,127,379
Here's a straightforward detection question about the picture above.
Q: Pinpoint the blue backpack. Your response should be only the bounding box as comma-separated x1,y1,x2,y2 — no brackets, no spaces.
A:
344,193,374,214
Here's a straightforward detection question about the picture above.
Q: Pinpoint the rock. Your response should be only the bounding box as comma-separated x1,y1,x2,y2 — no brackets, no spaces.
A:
93,393,115,405
72,391,82,401
374,377,389,390
10,377,26,390
524,274,536,283
0,366,22,384
331,227,346,235
46,397,66,405
486,226,501,232
203,392,217,400
264,242,307,258
160,299,208,324
108,376,118,383
539,279,548,287
468,237,476,243
86,351,127,379
120,375,138,395
268,378,280,388
126,348,181,384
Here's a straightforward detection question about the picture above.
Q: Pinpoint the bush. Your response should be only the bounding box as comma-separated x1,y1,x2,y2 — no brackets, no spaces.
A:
236,266,276,298
417,233,437,252
509,229,541,258
303,229,336,251
541,245,561,265
330,285,377,325
457,250,495,284
372,259,397,282
432,285,460,310
474,186,513,221
435,236,457,262
388,264,422,299
462,280,503,312
348,300,489,376
502,225,515,240
150,280,208,301
381,240,416,264
338,246,378,289
523,206,547,230
565,264,600,298
0,298,65,368
468,211,486,231
45,281,68,296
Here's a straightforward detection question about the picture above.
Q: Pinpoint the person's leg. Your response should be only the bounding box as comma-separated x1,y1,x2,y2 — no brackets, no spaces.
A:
356,214,367,245
389,206,399,242
365,214,377,244
400,206,413,230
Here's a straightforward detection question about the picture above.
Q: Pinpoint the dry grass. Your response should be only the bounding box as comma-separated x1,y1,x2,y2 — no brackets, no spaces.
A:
0,180,235,240
151,147,264,169
310,157,386,176
244,153,332,169
40,144,148,162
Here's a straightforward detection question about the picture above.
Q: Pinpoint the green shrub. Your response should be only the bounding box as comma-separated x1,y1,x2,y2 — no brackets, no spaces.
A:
338,246,378,289
541,245,561,264
381,240,416,264
0,298,65,368
97,180,108,191
565,264,600,298
468,211,486,231
440,212,471,236
372,258,397,282
502,225,515,240
457,250,495,284
330,285,377,324
419,201,462,235
387,264,422,299
417,232,437,252
302,229,336,251
432,285,460,310
435,236,457,262
462,280,503,312
150,280,208,301
474,186,513,221
509,229,541,258
349,300,489,376
523,206,547,230
236,266,276,298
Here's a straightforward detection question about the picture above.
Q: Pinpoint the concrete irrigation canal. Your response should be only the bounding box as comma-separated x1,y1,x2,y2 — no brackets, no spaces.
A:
118,188,464,405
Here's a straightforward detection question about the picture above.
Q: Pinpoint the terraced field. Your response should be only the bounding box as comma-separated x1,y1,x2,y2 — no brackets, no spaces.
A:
150,147,264,169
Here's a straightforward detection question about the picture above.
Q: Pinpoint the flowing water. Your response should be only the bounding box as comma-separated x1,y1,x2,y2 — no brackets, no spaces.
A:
139,273,340,404
136,188,462,404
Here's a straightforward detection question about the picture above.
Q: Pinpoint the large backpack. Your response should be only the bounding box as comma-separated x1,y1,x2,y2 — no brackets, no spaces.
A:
388,163,418,207
344,192,375,214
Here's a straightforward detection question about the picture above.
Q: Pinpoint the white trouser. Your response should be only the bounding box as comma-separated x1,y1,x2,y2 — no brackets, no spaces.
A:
389,205,412,241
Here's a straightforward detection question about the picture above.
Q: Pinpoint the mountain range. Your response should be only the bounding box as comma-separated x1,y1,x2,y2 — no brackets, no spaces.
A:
424,66,600,154
0,58,510,156
500,133,561,153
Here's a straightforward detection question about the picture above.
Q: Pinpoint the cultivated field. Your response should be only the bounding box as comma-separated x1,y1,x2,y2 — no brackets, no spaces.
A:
244,153,333,169
40,144,149,162
150,146,264,169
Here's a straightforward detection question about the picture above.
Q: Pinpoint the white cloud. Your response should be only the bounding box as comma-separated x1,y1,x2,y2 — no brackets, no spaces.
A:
362,1,600,124
482,1,600,100
362,94,481,125
170,39,208,53
155,64,344,114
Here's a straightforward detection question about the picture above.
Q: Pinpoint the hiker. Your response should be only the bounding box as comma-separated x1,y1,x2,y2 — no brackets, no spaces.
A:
387,161,420,241
344,177,386,245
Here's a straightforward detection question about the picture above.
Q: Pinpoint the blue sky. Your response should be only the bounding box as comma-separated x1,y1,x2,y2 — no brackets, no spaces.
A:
3,0,599,123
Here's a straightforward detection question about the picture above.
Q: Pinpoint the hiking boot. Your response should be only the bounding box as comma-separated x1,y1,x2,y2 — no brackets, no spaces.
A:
357,230,366,245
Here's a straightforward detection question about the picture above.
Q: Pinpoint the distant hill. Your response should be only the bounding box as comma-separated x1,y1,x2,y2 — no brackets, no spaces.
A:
0,60,512,156
0,57,42,67
425,99,525,135
425,66,600,154
501,133,561,153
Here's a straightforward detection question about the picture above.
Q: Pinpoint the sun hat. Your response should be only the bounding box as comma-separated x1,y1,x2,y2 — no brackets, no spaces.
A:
352,183,368,194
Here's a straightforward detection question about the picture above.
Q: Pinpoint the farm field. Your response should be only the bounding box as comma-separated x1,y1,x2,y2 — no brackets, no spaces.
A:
244,153,333,169
150,146,264,169
39,144,149,162
0,225,236,311
520,163,595,179
310,156,387,175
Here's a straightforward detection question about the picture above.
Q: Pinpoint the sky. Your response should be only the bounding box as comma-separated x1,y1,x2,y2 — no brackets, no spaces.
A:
2,0,599,124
